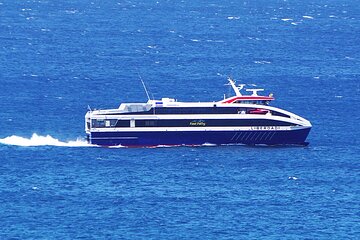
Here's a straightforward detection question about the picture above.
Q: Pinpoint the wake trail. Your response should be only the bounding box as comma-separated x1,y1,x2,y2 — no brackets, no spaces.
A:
0,133,94,147
1,134,221,148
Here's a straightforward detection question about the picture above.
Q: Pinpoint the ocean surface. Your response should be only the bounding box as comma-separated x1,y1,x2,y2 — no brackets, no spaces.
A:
1,0,359,239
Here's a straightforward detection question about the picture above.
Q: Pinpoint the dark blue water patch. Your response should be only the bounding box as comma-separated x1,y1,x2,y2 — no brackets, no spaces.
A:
1,0,360,239
1,145,359,239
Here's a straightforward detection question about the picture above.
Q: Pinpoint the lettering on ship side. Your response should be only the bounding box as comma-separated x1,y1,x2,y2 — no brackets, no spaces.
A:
189,120,206,126
251,126,281,130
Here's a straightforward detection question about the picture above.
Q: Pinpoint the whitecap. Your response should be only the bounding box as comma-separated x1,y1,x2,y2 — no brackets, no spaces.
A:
247,37,261,41
303,15,314,19
206,40,224,43
281,18,293,22
288,176,298,180
0,133,93,147
65,9,79,14
254,60,271,64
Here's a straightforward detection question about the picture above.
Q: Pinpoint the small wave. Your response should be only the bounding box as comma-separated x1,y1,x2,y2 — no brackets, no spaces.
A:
205,39,224,43
288,176,298,180
254,60,271,64
65,9,79,14
247,37,261,41
303,15,314,19
0,133,93,147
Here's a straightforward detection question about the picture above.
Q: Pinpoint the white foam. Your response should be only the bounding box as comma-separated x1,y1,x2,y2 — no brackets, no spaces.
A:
227,16,240,20
65,9,79,14
201,143,217,147
206,39,224,43
288,176,298,180
150,145,178,148
254,60,271,64
108,144,126,148
0,133,93,147
303,15,314,19
281,18,293,22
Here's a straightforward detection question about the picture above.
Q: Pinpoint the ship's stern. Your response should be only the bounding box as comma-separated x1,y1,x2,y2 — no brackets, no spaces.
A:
85,111,91,143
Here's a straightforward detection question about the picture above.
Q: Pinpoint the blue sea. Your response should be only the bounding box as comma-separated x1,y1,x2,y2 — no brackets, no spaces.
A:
1,0,359,239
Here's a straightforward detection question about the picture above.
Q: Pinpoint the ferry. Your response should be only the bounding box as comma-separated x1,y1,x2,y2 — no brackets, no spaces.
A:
85,78,311,147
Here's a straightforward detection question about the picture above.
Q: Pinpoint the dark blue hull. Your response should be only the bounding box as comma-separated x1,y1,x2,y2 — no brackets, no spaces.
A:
88,128,311,147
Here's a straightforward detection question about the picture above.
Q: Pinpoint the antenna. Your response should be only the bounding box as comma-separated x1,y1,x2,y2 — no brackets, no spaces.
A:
227,77,242,96
138,72,151,101
246,88,264,96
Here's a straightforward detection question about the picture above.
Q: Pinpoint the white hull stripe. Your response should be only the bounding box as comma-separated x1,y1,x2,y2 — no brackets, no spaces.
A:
89,126,310,133
89,114,311,127
91,137,139,140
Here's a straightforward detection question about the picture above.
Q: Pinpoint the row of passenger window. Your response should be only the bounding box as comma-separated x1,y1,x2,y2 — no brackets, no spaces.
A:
91,119,295,128
115,107,290,118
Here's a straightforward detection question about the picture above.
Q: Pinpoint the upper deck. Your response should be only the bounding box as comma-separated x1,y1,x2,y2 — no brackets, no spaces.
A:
220,78,274,104
90,78,275,115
